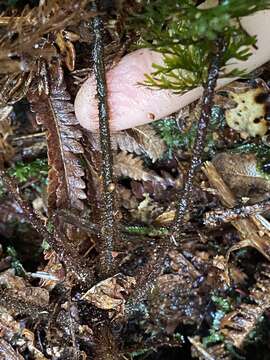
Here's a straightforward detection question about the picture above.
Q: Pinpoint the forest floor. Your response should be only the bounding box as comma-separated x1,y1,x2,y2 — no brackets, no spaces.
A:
1,1,270,359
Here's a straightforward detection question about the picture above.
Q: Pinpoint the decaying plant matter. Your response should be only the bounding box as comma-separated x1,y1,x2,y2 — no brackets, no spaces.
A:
1,0,270,359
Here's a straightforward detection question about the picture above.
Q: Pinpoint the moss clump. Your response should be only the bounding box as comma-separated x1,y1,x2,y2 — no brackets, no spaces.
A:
154,105,224,157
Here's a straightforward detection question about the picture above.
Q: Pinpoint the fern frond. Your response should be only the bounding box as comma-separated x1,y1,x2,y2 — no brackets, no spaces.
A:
133,0,270,92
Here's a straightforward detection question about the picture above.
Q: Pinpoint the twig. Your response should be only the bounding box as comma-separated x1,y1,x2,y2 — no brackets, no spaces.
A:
0,17,24,25
204,199,270,227
171,39,225,242
202,161,270,262
92,4,116,276
188,337,216,360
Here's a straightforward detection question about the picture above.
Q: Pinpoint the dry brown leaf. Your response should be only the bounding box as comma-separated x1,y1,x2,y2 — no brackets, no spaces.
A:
22,328,49,360
40,250,65,291
29,70,87,211
82,273,136,316
190,336,229,360
154,209,175,225
114,152,165,183
0,105,12,122
0,306,21,341
0,269,26,290
10,287,50,308
131,193,162,224
88,124,166,163
213,153,270,204
0,1,94,105
117,185,138,210
0,307,48,359
0,113,14,167
55,31,78,72
220,263,270,349
212,255,247,286
203,161,270,264
0,339,24,360
114,124,166,162
0,1,92,73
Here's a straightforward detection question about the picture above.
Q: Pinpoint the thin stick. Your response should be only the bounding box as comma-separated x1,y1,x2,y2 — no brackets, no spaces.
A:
171,39,225,242
204,199,270,227
92,8,116,276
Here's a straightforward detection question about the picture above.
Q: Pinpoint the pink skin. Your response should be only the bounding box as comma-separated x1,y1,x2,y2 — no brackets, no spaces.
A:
75,10,270,132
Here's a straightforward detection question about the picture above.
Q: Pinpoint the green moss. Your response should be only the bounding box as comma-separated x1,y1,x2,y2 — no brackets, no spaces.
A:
9,158,48,184
154,105,224,157
41,240,50,251
46,221,54,234
124,225,169,237
211,294,231,313
0,158,48,199
202,294,232,347
6,246,26,276
128,348,153,359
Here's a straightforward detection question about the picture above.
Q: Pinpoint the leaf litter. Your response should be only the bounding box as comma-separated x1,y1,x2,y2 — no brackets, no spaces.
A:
1,1,270,360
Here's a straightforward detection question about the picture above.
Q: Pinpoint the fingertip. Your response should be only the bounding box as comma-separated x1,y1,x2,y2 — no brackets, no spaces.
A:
75,10,270,133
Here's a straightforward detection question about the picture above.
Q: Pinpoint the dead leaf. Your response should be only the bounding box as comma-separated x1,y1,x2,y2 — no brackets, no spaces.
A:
131,193,162,224
55,31,77,71
189,336,229,360
0,339,24,360
22,328,49,360
9,287,49,308
0,269,26,290
89,124,166,163
0,306,21,341
114,152,165,184
0,307,48,359
212,153,270,204
220,263,270,349
0,0,93,74
114,125,166,162
203,161,270,265
29,68,87,211
0,106,13,122
40,250,65,291
154,209,175,225
0,115,14,167
82,273,136,316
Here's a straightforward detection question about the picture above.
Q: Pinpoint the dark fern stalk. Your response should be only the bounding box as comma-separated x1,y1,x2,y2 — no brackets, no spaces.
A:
0,170,94,285
125,243,165,315
171,38,225,241
125,39,225,314
92,4,116,276
0,170,54,241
